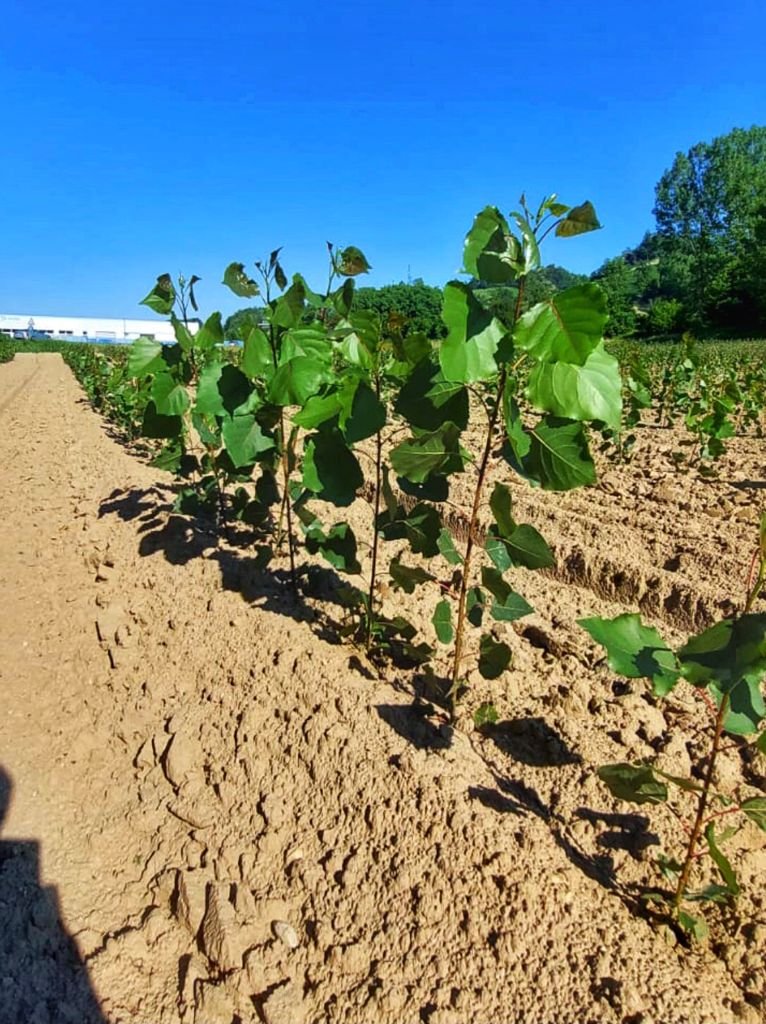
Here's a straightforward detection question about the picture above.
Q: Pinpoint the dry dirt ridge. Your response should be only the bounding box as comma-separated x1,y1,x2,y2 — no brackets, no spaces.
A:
0,353,764,1024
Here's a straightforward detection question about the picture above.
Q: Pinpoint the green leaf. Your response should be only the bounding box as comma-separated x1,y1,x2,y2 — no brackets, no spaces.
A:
302,430,363,507
677,912,709,942
151,371,190,416
527,342,623,429
678,615,766,694
757,731,766,756
336,245,371,276
223,262,260,298
222,414,274,468
704,823,740,895
142,400,182,439
579,613,679,695
597,763,668,805
194,312,224,353
488,525,555,572
150,441,183,473
432,600,454,644
128,337,163,378
467,587,485,626
489,482,515,537
555,201,601,237
437,529,463,565
510,417,596,491
195,359,226,416
389,557,434,594
514,284,607,366
403,503,442,557
473,702,499,728
713,676,766,736
271,277,306,328
171,314,194,353
218,365,253,415
390,422,463,483
481,567,533,623
140,273,175,315
440,281,505,383
395,358,469,431
653,768,702,794
342,381,386,444
478,634,512,679
462,206,519,284
242,327,274,378
268,357,328,406
741,797,766,832
502,383,531,459
305,522,361,574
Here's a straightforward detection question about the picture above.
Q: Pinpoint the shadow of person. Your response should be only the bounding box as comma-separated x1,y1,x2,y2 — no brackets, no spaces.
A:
0,766,107,1024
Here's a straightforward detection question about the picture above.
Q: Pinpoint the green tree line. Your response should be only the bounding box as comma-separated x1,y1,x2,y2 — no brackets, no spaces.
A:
225,126,766,342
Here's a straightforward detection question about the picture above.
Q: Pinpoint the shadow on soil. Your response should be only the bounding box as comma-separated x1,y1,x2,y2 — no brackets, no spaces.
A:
0,766,107,1024
99,486,374,646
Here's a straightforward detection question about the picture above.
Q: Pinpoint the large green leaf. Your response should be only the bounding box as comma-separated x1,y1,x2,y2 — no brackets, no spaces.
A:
293,390,344,430
579,613,679,696
222,414,274,468
268,357,328,406
171,314,194,353
195,359,226,416
141,273,175,315
242,327,274,378
222,262,260,298
128,337,163,378
390,422,463,483
555,201,601,237
335,245,371,276
440,281,505,383
395,358,469,431
510,417,596,491
485,525,554,572
343,381,386,443
678,615,766,695
598,763,668,805
513,284,607,366
478,634,512,679
462,206,520,284
270,277,306,328
305,522,361,574
302,430,363,507
194,312,224,352
710,676,766,736
142,401,182,439
151,371,190,416
481,567,533,623
218,365,253,414
526,342,622,429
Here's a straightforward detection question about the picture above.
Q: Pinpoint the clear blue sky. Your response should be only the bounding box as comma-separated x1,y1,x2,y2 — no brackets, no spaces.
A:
1,0,764,320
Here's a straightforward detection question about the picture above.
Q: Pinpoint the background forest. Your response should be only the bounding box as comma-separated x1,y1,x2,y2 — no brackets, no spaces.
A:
224,126,766,343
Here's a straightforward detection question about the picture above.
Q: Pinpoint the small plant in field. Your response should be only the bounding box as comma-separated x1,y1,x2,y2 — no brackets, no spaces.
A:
580,515,766,940
379,195,622,714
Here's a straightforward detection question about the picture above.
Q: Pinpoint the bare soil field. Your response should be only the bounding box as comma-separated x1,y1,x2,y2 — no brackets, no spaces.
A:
0,352,764,1024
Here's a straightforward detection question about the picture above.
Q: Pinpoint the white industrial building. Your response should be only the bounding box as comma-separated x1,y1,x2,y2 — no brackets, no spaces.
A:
0,313,200,344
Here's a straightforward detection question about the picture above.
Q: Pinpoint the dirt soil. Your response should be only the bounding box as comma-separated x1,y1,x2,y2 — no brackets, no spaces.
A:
0,352,764,1024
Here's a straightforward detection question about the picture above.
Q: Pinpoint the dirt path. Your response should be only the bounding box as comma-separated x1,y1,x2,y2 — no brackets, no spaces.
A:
0,353,763,1024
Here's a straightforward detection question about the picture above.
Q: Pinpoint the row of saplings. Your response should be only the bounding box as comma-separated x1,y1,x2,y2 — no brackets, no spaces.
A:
121,195,766,943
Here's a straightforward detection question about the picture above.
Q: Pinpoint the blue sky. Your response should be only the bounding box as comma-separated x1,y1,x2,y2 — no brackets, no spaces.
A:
1,0,764,319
